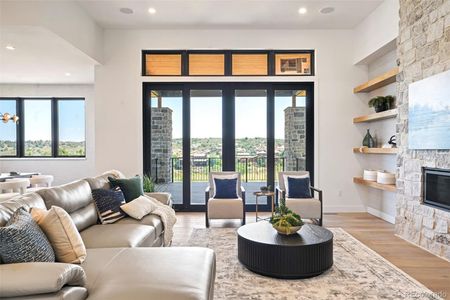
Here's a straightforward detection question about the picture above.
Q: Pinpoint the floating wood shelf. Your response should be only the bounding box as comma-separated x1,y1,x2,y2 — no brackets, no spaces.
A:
353,67,399,93
353,109,397,123
353,177,396,192
353,147,398,154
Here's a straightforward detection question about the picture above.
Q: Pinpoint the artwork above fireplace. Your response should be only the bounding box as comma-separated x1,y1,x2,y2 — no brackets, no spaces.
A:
423,167,450,212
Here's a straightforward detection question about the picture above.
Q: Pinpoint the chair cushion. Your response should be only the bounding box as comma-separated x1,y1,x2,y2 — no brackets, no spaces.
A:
32,206,87,264
115,214,164,237
208,198,243,219
80,224,156,248
91,189,126,224
287,176,311,198
286,198,321,219
0,208,55,264
213,178,238,199
108,176,144,202
81,247,215,300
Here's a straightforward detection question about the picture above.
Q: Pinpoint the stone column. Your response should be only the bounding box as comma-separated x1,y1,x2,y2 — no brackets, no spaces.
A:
151,107,172,183
284,107,306,171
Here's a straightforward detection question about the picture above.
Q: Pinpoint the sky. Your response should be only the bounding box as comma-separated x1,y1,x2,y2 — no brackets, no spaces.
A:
152,94,306,139
0,99,85,142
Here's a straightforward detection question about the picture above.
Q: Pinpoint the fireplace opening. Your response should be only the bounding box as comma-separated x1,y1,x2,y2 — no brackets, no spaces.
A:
423,167,450,212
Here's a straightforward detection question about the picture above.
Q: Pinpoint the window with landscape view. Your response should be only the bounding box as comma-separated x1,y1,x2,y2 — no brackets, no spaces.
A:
0,98,86,158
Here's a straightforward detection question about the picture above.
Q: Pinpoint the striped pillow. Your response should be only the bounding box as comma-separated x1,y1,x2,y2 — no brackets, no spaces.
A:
0,207,55,264
92,189,126,224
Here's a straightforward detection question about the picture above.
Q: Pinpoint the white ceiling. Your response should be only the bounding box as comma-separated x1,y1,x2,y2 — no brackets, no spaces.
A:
0,26,96,84
77,0,384,30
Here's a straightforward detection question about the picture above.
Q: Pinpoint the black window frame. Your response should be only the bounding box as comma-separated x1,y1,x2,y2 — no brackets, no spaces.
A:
142,49,315,77
0,97,86,158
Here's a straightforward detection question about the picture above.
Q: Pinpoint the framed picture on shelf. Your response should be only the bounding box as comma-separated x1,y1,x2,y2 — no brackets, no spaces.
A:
275,53,312,75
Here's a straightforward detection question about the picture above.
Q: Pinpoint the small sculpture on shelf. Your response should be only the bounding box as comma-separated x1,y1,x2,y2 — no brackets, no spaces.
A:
382,135,397,148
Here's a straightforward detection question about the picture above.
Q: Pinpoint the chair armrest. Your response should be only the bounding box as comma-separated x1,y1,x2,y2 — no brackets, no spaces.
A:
240,186,246,204
0,262,86,298
310,186,323,202
144,192,172,206
275,186,285,204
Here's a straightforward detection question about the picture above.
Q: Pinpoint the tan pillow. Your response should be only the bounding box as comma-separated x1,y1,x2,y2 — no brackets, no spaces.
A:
31,206,87,264
120,196,156,220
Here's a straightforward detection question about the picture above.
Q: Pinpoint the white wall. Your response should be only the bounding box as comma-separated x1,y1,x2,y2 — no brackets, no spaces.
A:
0,84,95,185
94,29,369,212
353,0,399,64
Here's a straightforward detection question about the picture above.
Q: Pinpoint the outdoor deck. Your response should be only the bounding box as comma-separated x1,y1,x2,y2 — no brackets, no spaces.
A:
157,181,270,205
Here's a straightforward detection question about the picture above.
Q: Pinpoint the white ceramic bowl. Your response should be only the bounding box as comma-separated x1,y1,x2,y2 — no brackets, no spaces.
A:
363,169,378,181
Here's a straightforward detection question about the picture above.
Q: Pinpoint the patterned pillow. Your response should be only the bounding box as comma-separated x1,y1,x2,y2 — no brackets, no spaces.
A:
92,189,126,224
0,207,55,264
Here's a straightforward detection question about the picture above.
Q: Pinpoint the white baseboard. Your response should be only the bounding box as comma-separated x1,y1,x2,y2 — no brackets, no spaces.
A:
323,205,367,213
366,207,395,224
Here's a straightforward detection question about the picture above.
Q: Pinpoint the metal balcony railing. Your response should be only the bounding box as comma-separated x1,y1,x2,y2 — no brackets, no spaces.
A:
152,156,305,183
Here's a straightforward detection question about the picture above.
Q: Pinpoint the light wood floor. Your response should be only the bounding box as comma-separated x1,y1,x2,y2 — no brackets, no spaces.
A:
173,212,450,299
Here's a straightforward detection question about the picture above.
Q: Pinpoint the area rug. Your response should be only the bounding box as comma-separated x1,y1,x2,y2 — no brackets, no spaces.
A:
173,227,443,300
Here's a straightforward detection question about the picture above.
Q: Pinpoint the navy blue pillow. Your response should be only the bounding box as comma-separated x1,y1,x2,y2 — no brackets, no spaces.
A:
92,189,126,224
214,178,238,199
287,177,311,198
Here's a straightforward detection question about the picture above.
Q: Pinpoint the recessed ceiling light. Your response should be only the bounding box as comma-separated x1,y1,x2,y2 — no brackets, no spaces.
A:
320,7,335,14
298,7,307,15
119,7,134,14
5,45,15,51
65,72,71,76
148,7,156,14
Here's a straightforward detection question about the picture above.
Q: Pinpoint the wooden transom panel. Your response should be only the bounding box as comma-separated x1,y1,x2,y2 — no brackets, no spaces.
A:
189,54,225,75
275,53,312,75
145,54,182,75
232,54,268,76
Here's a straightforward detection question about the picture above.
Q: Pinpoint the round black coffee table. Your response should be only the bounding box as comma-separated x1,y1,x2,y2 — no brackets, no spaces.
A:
237,222,333,279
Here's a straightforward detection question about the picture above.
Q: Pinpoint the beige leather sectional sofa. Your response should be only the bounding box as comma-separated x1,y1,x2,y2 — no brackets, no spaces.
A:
0,171,216,300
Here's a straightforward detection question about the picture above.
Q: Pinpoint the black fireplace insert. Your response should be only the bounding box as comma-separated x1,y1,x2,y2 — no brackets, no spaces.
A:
423,167,450,212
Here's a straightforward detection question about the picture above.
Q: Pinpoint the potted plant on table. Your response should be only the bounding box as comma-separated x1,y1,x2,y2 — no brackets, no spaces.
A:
368,95,395,113
270,196,303,235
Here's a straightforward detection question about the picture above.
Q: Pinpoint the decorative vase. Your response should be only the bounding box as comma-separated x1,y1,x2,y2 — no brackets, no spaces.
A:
374,102,388,113
362,129,375,148
272,224,302,235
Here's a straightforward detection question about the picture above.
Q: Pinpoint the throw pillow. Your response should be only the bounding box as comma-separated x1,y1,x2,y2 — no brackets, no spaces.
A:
91,189,127,224
0,207,55,264
287,176,312,198
283,173,309,197
108,176,144,202
31,206,87,264
211,173,239,198
120,195,156,220
213,178,239,199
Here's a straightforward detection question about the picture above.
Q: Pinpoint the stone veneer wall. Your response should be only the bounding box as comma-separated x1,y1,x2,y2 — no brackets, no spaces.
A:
395,0,450,260
151,107,172,183
284,107,306,171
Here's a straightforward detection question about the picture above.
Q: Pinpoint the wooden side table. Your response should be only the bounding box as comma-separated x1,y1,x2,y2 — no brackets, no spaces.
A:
253,191,275,222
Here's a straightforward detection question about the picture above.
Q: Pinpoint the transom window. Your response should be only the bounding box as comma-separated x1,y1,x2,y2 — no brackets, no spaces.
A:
0,98,86,158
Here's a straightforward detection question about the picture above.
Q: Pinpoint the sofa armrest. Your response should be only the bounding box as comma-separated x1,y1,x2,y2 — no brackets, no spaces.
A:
0,262,86,298
144,192,172,206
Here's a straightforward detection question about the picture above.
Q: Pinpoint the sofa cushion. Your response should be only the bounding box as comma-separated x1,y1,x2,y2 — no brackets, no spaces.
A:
108,176,144,202
37,180,97,231
85,170,125,190
0,208,55,264
115,214,163,237
81,247,215,300
80,224,156,248
0,192,46,226
91,189,126,224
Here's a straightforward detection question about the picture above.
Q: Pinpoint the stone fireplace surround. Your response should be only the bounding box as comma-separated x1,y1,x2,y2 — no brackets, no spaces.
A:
395,0,450,260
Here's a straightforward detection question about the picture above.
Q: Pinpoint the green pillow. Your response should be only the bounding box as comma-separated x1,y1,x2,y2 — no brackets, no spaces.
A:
108,176,144,202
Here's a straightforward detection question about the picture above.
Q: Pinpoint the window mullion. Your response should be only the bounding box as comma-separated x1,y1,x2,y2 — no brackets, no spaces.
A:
51,98,59,157
17,98,24,157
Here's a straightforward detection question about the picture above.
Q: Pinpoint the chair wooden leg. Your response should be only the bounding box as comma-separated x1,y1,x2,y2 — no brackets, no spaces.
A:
205,213,209,228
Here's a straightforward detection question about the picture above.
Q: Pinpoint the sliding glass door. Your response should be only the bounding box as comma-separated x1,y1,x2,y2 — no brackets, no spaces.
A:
143,82,313,211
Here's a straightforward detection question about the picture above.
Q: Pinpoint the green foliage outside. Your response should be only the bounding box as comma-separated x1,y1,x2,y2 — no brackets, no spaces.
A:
0,140,85,156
